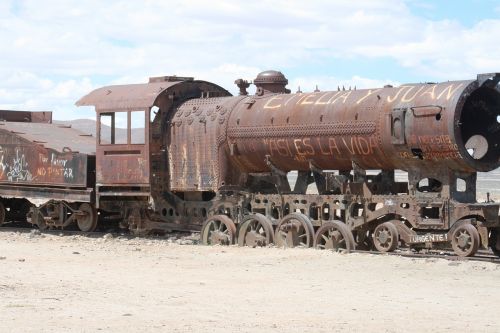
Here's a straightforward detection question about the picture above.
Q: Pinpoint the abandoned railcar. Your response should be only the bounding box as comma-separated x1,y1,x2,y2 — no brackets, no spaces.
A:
0,110,97,231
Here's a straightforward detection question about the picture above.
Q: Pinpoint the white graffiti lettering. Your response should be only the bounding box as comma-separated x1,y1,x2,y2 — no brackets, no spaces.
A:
64,168,73,179
410,233,448,244
51,153,67,167
7,150,33,182
0,155,8,177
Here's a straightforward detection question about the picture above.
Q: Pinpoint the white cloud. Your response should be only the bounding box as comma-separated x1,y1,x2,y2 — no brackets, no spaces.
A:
0,1,415,77
0,71,95,120
0,0,499,119
354,18,500,79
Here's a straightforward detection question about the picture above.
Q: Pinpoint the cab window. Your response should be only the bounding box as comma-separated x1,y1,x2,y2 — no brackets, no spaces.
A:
99,110,145,145
131,111,145,144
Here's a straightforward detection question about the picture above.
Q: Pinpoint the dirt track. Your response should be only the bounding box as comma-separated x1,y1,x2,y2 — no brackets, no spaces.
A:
1,231,499,333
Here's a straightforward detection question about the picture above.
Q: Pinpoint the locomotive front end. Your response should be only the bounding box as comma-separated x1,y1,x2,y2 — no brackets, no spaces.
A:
453,73,500,172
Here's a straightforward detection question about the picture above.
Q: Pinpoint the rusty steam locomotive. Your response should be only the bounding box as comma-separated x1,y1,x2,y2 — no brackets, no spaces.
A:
0,70,499,257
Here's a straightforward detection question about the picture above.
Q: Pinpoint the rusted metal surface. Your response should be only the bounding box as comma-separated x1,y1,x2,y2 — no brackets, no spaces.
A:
76,77,229,110
253,70,290,95
0,184,92,202
225,75,500,174
0,121,95,154
27,200,97,231
0,110,52,123
237,213,274,247
91,80,230,188
200,214,236,245
76,77,185,188
165,73,500,200
76,81,180,110
0,122,95,187
168,96,245,191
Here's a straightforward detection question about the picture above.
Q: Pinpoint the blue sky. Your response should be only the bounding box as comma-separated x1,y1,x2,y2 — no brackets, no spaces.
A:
406,0,498,26
0,0,499,120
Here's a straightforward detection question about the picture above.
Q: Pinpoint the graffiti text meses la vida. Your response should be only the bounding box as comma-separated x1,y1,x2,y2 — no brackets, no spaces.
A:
263,83,465,109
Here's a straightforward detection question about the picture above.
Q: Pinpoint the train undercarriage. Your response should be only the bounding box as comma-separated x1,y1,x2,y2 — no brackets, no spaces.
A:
108,168,500,258
1,180,498,258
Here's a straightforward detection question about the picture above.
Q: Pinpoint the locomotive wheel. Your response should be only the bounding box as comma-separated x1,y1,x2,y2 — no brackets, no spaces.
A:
0,202,5,226
314,221,355,252
373,222,399,253
274,213,314,248
451,224,480,257
76,203,98,232
237,213,274,247
27,210,47,230
36,214,48,231
489,228,500,257
201,215,236,245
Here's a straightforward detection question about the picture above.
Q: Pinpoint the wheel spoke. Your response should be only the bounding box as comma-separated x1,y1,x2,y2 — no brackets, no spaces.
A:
451,224,479,257
373,222,398,253
249,221,257,231
331,230,341,239
202,215,236,246
276,214,313,248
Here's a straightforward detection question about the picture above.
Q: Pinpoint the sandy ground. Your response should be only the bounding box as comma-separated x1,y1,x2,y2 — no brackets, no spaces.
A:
0,231,499,333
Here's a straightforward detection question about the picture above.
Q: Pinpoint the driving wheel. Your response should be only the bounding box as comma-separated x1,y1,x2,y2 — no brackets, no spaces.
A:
314,221,355,252
274,213,314,248
238,214,274,247
451,224,479,257
201,215,236,245
76,203,98,232
373,222,399,252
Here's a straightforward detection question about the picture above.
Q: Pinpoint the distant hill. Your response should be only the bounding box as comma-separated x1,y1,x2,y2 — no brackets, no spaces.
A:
54,119,97,136
54,119,145,143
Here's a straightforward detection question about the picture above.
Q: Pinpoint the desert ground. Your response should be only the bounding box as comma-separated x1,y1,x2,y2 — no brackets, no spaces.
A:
1,231,499,333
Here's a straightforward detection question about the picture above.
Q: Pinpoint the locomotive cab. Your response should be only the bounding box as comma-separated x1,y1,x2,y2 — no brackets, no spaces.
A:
77,75,231,231
77,84,157,217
